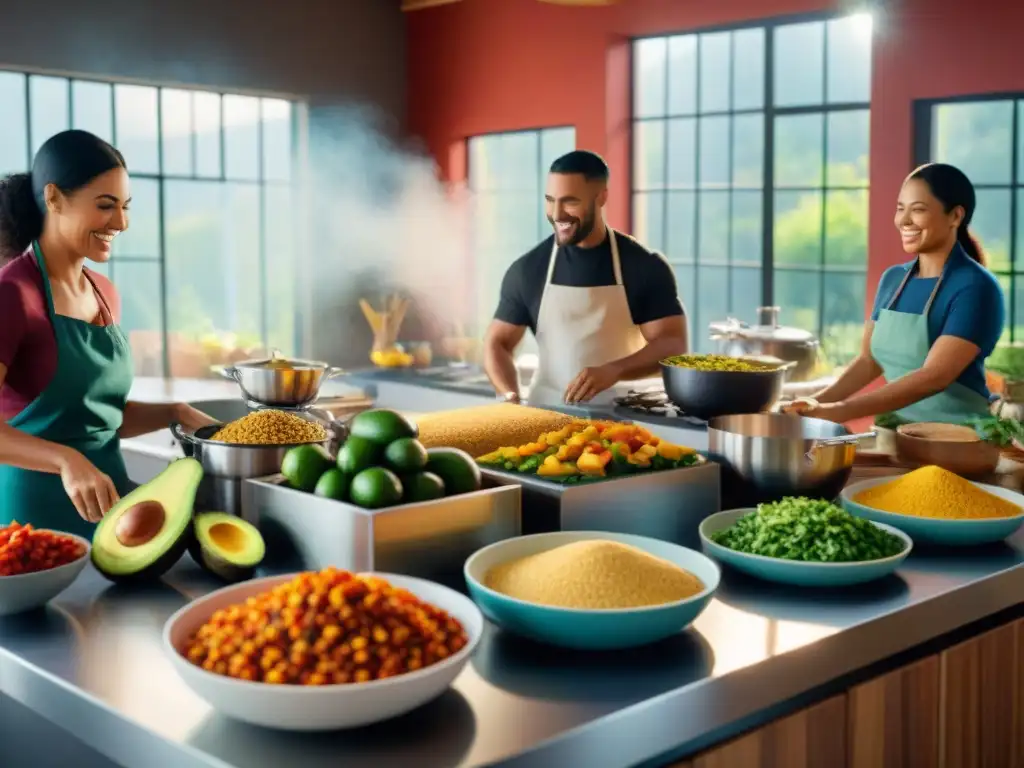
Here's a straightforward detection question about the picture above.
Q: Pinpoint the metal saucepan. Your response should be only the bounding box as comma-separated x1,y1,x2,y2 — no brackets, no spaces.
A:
707,413,875,503
171,421,338,480
660,360,794,420
216,355,346,408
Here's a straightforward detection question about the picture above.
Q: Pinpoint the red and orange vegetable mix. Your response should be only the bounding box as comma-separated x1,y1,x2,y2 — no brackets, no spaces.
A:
0,521,86,577
184,568,469,686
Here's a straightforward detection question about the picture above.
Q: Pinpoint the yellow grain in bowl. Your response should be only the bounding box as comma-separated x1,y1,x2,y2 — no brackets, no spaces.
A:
483,540,705,610
852,465,1022,520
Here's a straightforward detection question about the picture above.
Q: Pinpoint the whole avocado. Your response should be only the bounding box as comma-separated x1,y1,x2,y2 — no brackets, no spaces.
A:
350,409,418,446
337,435,382,475
425,447,482,496
349,467,404,509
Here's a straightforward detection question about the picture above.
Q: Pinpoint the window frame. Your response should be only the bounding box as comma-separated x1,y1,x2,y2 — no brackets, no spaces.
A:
630,11,872,359
2,68,303,375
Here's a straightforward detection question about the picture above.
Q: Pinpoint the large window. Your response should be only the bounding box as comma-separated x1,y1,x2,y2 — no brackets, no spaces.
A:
632,13,872,364
468,127,576,347
0,71,300,378
915,96,1024,341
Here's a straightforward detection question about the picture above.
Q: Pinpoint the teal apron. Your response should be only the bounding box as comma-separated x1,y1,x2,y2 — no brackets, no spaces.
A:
870,256,991,426
0,242,133,537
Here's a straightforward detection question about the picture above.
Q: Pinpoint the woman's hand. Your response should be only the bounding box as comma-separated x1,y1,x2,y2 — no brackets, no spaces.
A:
57,449,120,523
796,401,858,424
173,403,218,432
780,397,819,415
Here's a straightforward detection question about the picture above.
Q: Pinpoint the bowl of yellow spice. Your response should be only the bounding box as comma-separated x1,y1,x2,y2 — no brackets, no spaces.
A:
464,531,720,650
841,465,1024,546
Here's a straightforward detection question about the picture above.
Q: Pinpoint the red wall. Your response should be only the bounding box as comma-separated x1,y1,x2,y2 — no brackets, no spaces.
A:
407,0,1024,315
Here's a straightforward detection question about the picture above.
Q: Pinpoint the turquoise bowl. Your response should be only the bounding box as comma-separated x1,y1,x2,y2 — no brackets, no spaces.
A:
463,531,720,651
841,477,1024,546
699,509,912,587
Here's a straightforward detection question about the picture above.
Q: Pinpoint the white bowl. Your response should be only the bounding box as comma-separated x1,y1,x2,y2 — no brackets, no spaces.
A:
0,533,91,617
163,572,484,731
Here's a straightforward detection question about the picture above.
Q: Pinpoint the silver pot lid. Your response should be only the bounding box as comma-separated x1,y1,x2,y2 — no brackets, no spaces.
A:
233,349,331,370
709,307,818,344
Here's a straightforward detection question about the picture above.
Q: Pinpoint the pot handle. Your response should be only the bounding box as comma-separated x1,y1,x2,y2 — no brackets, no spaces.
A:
171,422,197,458
214,365,240,382
323,366,346,381
805,430,877,463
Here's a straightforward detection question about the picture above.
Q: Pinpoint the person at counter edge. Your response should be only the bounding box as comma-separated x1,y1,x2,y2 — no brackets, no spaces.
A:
784,163,1004,426
483,150,688,407
0,130,215,536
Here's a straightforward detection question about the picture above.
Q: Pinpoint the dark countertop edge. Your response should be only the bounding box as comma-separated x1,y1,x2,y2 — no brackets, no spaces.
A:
494,564,1024,768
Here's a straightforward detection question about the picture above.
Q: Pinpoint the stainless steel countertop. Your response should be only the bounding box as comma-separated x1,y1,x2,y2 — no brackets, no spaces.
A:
1,531,1021,768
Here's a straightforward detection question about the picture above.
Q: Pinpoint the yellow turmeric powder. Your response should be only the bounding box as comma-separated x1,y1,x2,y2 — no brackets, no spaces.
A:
853,465,1023,520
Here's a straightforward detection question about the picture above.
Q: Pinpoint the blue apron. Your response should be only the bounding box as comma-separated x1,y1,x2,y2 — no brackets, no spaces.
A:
0,242,134,537
870,256,991,425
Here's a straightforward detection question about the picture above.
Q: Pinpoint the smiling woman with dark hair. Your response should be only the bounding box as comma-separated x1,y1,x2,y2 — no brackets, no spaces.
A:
0,130,215,535
785,162,1005,426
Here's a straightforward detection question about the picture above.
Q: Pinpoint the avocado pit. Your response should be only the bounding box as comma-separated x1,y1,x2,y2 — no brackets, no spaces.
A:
115,500,166,547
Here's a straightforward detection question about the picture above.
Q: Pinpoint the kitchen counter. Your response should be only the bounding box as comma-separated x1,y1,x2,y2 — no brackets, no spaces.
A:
1,479,1021,768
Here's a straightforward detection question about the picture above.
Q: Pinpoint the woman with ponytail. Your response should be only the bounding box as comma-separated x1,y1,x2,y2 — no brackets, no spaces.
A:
0,130,214,535
784,162,1005,426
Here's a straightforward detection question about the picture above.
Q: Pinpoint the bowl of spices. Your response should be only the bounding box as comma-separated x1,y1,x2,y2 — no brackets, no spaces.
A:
699,498,911,587
841,465,1024,546
463,531,720,650
659,354,791,420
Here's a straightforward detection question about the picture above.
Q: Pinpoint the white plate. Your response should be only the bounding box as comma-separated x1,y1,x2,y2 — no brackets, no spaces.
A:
163,572,484,730
0,533,90,616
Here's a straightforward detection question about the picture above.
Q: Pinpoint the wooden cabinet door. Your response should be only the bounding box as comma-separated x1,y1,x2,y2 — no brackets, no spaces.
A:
847,655,941,768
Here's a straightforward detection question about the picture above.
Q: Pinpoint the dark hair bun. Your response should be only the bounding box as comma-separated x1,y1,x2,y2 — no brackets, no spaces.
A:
0,172,42,261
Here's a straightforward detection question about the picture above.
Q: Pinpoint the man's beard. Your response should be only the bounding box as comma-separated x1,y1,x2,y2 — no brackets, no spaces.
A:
549,206,597,246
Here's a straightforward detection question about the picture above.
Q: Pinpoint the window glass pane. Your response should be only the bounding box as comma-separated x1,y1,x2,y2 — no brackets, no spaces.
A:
88,260,110,279
774,114,824,188
826,109,870,187
699,116,730,189
822,271,867,365
732,113,764,188
827,14,873,104
1018,101,1024,184
161,90,193,176
497,132,540,193
674,263,696,336
30,76,70,157
633,38,667,118
194,92,222,178
0,73,28,174
223,95,260,181
824,189,869,267
665,191,695,262
114,84,159,174
468,136,496,191
774,22,824,108
666,118,696,189
1013,275,1024,343
697,192,729,264
667,36,697,116
115,261,165,377
632,192,665,254
932,101,1013,186
774,190,823,267
996,274,1011,343
731,190,763,266
540,127,575,175
262,99,292,182
113,178,160,259
774,269,821,338
1016,189,1024,271
699,32,731,114
695,266,729,352
72,81,113,144
264,185,297,355
732,28,765,111
970,188,1011,272
730,266,762,325
633,120,666,190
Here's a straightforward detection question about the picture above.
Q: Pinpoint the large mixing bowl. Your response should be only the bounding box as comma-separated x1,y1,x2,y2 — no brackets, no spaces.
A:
660,360,790,420
707,414,873,503
218,356,345,408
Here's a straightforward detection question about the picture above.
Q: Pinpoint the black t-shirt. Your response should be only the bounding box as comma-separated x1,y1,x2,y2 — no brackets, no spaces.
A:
494,231,685,334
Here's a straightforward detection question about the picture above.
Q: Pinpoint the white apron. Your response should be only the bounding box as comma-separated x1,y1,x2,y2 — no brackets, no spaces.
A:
528,229,647,407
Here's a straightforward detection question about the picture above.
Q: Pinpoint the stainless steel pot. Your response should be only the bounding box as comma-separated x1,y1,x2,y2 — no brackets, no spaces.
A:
217,354,345,408
171,422,338,479
660,360,792,420
707,413,875,503
709,307,821,383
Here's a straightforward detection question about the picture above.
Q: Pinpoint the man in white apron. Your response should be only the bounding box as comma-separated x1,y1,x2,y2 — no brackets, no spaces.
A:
483,150,688,408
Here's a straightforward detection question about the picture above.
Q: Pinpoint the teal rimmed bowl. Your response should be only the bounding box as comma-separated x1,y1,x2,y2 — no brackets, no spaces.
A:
464,531,720,650
841,477,1024,546
699,509,912,587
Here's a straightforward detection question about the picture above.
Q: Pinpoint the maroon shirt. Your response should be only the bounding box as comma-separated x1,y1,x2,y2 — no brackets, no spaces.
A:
0,250,121,420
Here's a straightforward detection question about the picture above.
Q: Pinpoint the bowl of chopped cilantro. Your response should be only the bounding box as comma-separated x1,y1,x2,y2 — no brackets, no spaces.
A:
699,497,911,587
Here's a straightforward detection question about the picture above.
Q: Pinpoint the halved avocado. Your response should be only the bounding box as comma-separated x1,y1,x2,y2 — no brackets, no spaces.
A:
189,512,265,583
91,457,202,583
